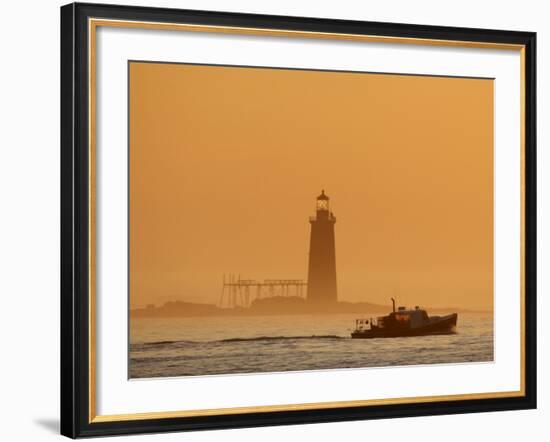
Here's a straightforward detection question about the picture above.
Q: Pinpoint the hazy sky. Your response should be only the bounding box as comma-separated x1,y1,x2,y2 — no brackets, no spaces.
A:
129,62,493,311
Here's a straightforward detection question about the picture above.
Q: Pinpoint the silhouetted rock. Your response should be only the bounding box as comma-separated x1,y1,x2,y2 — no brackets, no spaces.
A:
131,301,222,318
249,296,309,314
129,297,483,318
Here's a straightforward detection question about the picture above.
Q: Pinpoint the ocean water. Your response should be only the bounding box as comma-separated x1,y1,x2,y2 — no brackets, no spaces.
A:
129,313,493,378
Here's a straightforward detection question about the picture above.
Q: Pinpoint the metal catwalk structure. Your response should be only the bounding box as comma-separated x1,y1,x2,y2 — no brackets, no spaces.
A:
218,274,307,308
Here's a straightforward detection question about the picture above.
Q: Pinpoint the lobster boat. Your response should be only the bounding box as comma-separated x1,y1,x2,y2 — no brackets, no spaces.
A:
351,298,457,339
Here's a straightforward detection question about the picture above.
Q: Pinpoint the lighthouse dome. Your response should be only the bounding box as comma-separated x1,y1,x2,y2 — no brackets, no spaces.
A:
317,190,329,200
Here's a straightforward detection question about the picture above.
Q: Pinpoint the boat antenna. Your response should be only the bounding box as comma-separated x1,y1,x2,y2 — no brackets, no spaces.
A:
391,297,396,313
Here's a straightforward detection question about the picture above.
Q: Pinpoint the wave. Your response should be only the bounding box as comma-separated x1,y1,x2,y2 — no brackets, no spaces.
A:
135,334,345,348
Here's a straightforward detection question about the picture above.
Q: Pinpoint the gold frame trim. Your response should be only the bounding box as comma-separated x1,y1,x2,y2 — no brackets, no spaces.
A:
88,18,527,424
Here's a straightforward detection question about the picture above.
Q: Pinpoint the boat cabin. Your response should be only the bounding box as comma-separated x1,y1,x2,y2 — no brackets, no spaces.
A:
385,306,429,329
355,304,430,332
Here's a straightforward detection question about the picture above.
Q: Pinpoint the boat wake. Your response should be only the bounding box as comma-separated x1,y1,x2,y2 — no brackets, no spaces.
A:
134,334,345,348
220,335,344,343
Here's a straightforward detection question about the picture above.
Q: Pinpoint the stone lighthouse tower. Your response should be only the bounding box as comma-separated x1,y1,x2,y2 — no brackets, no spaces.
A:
306,190,337,305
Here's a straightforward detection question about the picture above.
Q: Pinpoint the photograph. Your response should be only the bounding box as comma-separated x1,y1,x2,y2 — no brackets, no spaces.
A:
52,1,537,438
128,61,494,378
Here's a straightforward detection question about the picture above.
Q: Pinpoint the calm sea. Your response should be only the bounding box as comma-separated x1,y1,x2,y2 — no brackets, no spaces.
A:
129,313,493,378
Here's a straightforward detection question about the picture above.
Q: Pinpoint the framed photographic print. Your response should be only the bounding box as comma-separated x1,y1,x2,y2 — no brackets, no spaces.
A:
60,2,537,438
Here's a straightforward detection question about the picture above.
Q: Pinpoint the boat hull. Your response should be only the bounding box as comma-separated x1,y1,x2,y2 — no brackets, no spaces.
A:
351,313,457,339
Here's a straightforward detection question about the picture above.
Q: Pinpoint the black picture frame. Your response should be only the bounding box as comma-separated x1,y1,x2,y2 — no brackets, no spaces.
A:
61,2,537,438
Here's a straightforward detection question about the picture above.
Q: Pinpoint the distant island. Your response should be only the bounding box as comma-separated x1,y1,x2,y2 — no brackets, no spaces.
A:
130,296,488,318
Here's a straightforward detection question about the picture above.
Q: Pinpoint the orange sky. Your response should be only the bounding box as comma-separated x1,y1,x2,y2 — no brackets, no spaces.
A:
129,62,494,311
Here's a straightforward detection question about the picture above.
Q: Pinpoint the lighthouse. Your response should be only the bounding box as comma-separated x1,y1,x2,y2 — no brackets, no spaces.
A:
306,190,338,306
